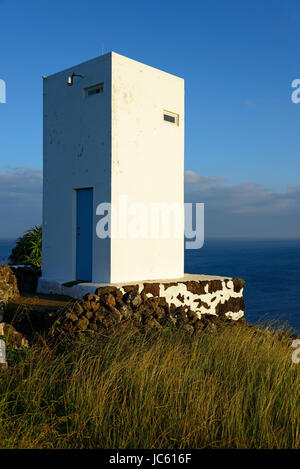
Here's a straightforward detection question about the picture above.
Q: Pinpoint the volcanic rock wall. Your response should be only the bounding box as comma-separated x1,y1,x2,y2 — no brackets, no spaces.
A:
51,276,245,338
0,266,19,304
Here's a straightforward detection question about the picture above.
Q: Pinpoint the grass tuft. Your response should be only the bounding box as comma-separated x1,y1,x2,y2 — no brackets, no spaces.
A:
0,323,299,449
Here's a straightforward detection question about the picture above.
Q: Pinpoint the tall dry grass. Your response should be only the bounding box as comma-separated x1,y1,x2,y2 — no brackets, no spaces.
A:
0,323,299,449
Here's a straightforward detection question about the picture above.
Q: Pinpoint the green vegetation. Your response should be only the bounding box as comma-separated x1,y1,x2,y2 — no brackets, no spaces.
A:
0,322,299,449
9,226,42,267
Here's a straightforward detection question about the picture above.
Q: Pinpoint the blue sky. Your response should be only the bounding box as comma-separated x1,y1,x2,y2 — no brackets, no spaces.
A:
0,0,300,238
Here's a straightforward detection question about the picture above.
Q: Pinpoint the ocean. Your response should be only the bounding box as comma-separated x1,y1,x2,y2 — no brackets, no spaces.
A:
0,238,299,332
0,239,16,265
186,239,300,332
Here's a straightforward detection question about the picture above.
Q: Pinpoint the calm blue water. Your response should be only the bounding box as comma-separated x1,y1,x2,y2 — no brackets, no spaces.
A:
1,238,299,332
185,239,300,332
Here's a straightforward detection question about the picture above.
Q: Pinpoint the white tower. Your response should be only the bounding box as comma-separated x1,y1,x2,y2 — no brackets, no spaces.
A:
42,52,184,284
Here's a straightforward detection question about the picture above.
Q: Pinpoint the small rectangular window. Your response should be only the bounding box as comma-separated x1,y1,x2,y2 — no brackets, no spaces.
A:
163,110,179,125
85,83,104,97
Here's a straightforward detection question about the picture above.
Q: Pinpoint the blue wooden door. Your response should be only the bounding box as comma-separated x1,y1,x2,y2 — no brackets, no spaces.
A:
76,188,93,281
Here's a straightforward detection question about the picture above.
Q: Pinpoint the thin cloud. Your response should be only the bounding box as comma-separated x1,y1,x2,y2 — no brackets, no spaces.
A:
184,170,226,186
185,171,300,214
0,167,42,239
0,167,299,239
185,170,300,238
0,167,42,197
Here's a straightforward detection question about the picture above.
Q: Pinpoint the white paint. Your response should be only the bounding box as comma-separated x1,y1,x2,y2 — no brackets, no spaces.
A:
41,52,184,285
225,311,244,320
159,280,243,318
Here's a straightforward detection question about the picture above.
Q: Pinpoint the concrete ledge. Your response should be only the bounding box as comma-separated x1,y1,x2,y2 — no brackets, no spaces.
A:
38,274,245,320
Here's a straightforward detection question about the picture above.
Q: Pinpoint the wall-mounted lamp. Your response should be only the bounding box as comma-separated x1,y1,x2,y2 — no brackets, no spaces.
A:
67,72,84,86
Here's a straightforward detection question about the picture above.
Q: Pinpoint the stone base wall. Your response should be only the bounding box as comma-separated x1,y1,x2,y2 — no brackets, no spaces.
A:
126,277,245,321
10,266,41,294
39,275,245,338
38,275,245,321
0,266,19,305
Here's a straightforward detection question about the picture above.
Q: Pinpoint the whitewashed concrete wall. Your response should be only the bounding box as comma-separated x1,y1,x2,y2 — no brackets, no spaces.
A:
111,53,184,282
42,54,112,283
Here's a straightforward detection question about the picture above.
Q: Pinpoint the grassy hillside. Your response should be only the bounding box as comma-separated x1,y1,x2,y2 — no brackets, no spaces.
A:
0,322,299,449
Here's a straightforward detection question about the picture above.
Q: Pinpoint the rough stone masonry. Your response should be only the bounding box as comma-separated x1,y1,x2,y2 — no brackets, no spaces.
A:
43,274,246,338
39,274,245,322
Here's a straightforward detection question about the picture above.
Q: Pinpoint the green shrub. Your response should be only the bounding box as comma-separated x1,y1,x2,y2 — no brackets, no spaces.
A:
9,226,42,267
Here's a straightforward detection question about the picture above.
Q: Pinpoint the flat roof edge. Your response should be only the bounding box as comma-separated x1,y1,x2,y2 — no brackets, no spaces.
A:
43,51,184,81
